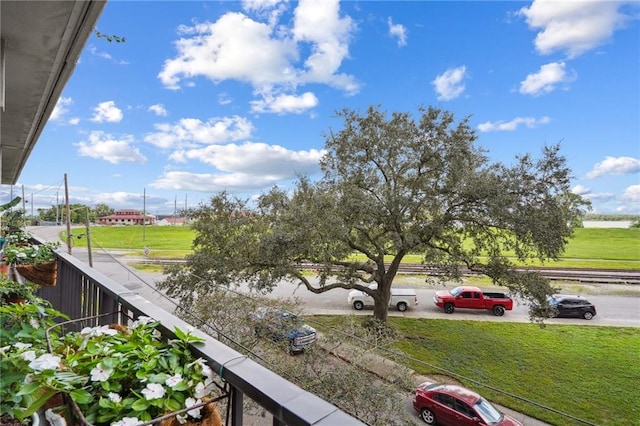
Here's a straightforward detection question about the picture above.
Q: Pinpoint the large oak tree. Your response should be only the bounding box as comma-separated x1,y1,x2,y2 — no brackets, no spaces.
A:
159,106,589,322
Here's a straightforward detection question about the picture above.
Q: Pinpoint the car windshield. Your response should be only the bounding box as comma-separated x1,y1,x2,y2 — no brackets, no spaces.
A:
449,287,463,296
473,398,503,424
546,296,559,306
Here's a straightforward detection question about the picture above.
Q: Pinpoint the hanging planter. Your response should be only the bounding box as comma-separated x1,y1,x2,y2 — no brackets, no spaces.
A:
15,261,58,287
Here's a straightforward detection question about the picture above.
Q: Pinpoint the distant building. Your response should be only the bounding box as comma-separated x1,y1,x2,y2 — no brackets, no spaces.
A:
157,217,186,226
97,209,156,226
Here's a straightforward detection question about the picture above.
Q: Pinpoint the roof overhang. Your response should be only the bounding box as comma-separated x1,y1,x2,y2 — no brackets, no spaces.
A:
0,0,106,185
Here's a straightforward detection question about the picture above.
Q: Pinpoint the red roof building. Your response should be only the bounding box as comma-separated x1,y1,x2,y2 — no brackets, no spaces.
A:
97,210,156,226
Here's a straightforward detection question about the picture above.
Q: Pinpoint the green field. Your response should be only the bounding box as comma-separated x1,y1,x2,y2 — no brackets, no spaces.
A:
68,225,640,269
311,316,640,426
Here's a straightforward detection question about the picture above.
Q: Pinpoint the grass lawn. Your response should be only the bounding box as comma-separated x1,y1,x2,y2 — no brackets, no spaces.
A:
67,226,640,269
312,316,640,426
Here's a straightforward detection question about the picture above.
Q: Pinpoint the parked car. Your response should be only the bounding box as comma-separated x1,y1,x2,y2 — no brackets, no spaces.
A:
347,283,418,312
433,286,514,316
413,381,524,426
547,294,597,320
249,307,317,354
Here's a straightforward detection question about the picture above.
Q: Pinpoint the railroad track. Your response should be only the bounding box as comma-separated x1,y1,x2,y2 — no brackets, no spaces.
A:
136,258,640,285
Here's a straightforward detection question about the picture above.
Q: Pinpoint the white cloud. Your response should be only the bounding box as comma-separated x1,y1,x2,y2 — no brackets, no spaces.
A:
582,192,615,201
68,117,80,125
218,93,233,105
50,97,73,121
76,131,147,164
432,66,467,101
518,0,636,58
158,0,359,108
150,170,283,192
586,156,640,179
87,45,128,65
519,62,575,96
387,17,407,47
145,116,254,149
571,184,590,195
622,184,640,201
91,101,123,123
250,91,318,114
148,104,168,117
156,141,324,194
478,116,550,132
171,142,324,176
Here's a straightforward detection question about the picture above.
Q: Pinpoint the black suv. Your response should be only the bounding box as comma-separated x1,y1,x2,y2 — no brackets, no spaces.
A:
547,294,597,320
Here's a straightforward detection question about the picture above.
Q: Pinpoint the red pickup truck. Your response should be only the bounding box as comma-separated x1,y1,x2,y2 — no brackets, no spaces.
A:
433,286,514,316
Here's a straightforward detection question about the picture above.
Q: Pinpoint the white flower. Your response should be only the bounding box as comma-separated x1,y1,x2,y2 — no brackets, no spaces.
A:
108,392,122,403
111,417,141,426
90,363,113,382
175,414,187,424
21,350,37,361
141,383,165,400
193,358,214,380
0,345,10,352
14,342,32,350
185,397,202,419
194,381,214,399
29,354,60,371
16,252,27,260
131,316,155,328
165,373,183,389
80,325,118,337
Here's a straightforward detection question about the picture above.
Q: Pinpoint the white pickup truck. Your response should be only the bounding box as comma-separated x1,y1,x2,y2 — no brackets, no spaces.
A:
347,283,418,312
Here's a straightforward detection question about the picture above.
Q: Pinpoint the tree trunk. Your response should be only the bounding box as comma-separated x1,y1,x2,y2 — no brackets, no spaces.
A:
372,276,392,322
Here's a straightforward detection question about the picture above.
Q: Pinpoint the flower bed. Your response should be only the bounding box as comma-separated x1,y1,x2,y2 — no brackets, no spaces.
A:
1,299,225,426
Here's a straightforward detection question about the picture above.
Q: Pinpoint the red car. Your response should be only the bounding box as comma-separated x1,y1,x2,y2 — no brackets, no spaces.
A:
413,381,523,426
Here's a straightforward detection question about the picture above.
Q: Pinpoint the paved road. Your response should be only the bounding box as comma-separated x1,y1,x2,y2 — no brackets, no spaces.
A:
29,225,640,328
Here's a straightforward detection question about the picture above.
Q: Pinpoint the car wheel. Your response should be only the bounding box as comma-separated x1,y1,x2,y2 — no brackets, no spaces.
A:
493,305,505,316
583,311,594,320
420,408,436,425
353,301,364,310
444,303,455,314
397,302,408,312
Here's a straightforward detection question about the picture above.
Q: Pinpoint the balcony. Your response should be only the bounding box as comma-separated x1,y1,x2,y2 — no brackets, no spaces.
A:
34,248,364,426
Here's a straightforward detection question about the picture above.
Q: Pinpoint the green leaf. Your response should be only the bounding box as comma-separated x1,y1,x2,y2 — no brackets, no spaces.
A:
70,388,93,404
131,398,150,412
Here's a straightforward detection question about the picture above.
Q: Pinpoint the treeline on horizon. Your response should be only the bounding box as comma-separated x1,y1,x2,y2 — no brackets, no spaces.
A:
583,213,640,221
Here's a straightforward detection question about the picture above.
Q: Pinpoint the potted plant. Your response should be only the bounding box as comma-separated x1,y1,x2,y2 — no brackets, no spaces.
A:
4,314,224,426
0,278,40,305
0,292,69,421
2,232,60,286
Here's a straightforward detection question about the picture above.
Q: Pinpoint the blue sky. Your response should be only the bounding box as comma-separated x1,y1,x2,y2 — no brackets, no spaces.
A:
3,0,639,216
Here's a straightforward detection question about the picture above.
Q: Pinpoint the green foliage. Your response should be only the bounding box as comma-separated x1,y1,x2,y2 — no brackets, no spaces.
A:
2,231,60,264
631,219,640,229
0,196,25,234
0,279,40,304
93,30,126,43
158,105,589,323
1,311,217,424
0,296,68,418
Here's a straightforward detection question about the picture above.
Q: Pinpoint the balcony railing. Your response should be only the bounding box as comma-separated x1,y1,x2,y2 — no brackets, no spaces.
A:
37,250,365,426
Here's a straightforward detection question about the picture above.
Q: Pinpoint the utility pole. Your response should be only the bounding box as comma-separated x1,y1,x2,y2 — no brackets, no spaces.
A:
85,207,93,267
64,174,72,254
142,188,146,241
